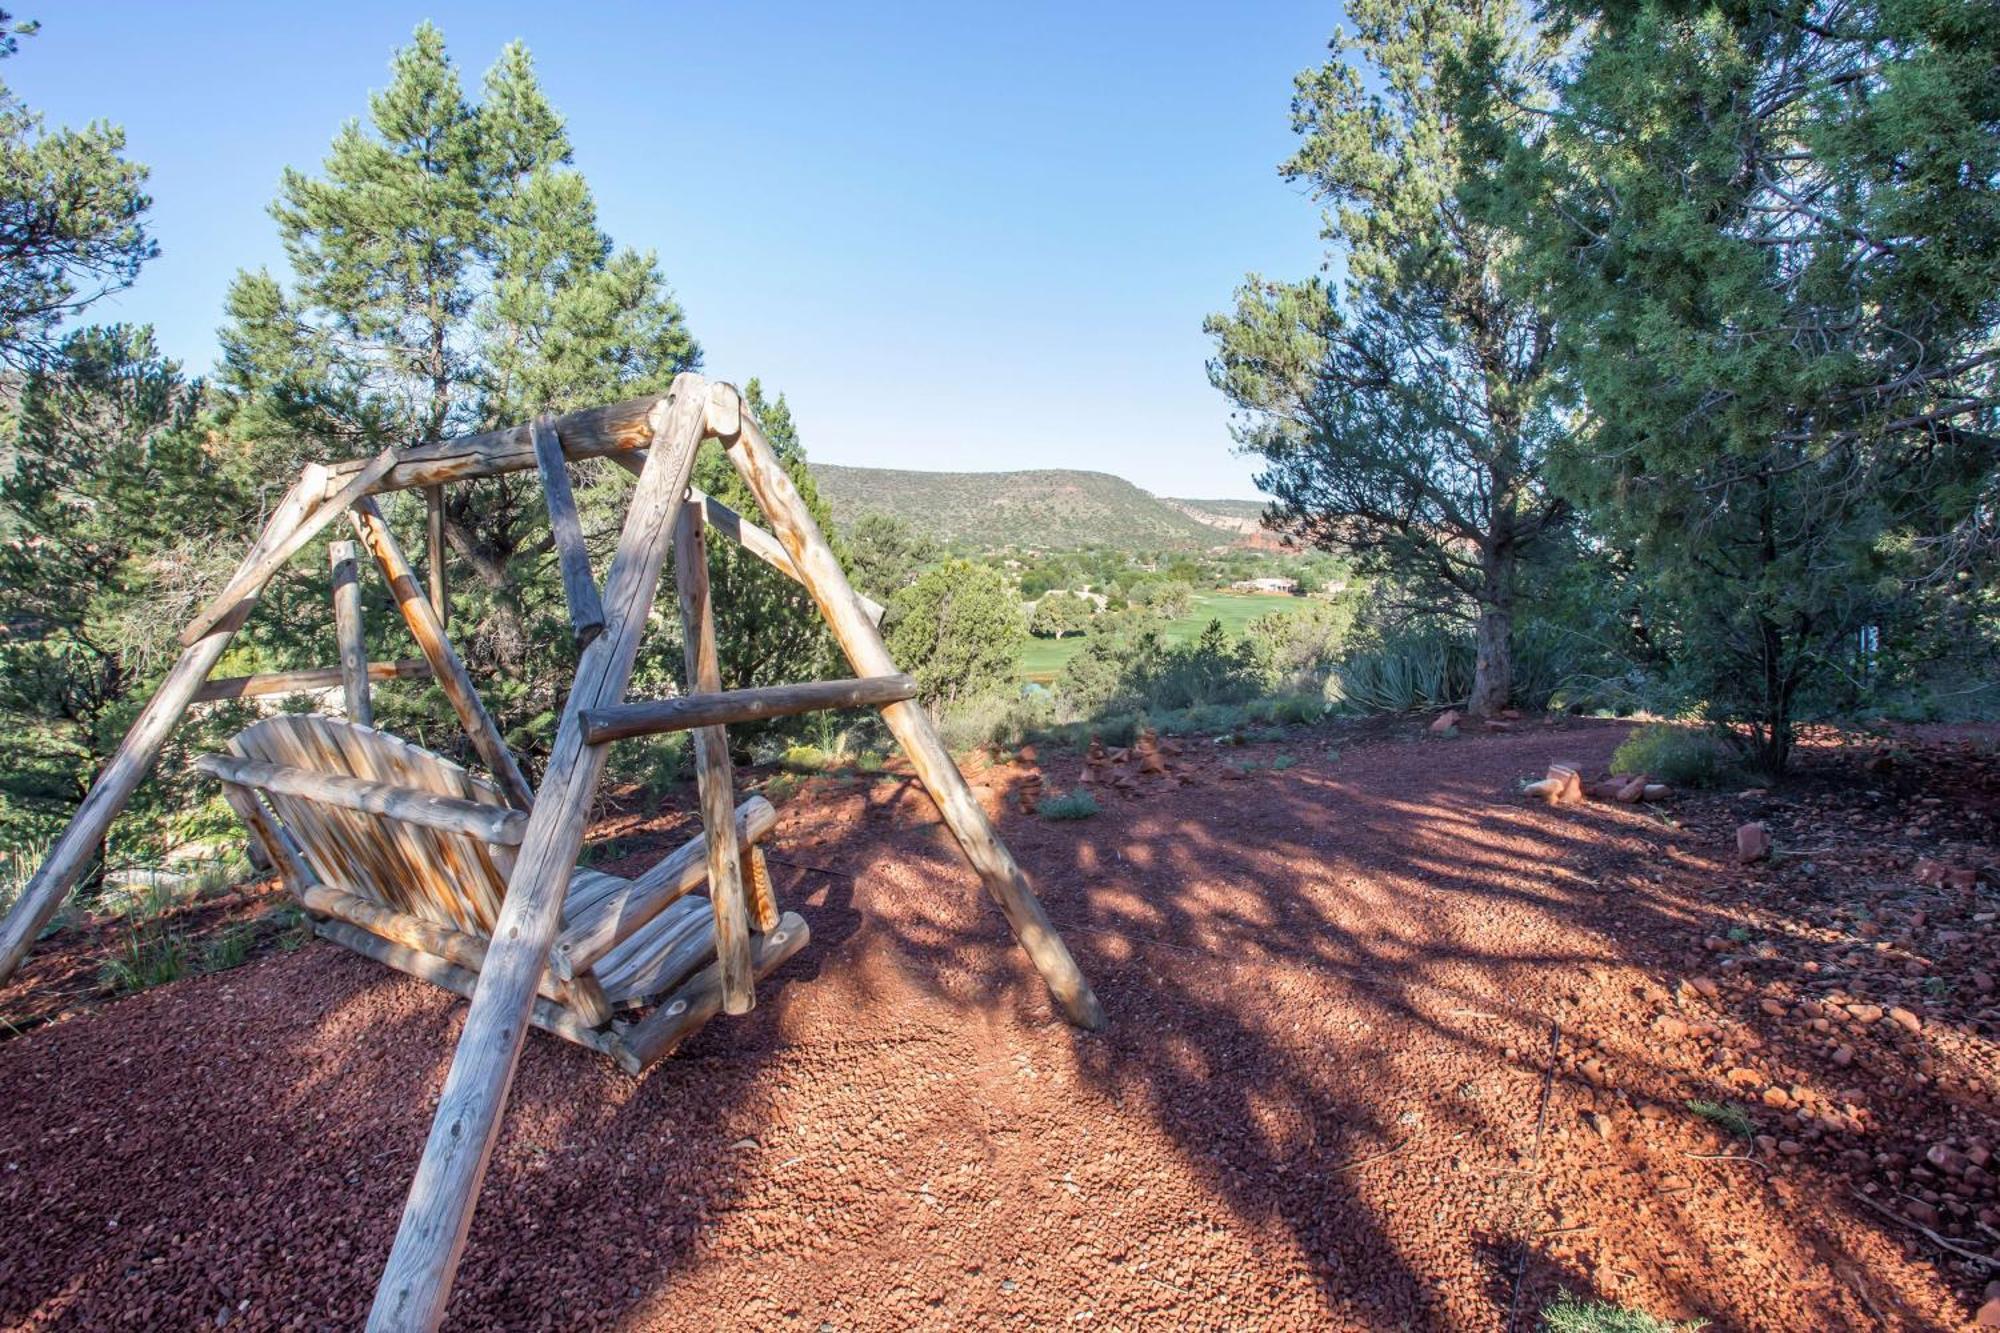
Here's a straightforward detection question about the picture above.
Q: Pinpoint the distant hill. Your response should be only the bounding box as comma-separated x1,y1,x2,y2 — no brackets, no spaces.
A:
809,464,1257,551
1162,497,1271,536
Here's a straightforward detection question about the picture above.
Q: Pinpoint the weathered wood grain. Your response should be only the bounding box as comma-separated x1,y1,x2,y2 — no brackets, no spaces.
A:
330,539,373,725
531,413,605,649
615,912,809,1074
673,503,754,1016
321,395,667,498
580,673,918,744
368,375,708,1333
349,498,535,811
195,753,528,845
424,485,448,626
193,658,432,704
551,795,776,980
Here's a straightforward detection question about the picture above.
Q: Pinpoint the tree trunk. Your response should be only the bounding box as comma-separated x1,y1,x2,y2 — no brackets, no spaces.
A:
1468,545,1515,716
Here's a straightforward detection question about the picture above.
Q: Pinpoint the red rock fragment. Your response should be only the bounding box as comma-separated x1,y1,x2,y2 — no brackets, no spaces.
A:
1736,822,1772,863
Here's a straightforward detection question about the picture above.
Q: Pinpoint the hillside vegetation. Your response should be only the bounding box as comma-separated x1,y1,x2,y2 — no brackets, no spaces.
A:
811,464,1240,551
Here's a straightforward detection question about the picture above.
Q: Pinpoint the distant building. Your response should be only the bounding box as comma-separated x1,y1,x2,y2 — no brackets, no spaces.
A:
1230,576,1298,595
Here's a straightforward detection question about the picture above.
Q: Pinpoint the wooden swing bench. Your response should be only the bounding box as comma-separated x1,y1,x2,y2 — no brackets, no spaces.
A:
195,714,808,1074
0,374,1102,1330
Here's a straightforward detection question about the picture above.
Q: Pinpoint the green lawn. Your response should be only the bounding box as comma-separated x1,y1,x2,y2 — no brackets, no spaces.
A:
1019,591,1313,682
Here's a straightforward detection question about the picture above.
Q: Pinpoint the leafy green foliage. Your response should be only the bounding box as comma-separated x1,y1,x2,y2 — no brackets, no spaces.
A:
1485,0,2000,770
1245,596,1358,689
1541,1291,1707,1333
0,328,262,866
217,24,701,772
0,12,155,364
98,919,187,994
1034,790,1100,821
885,560,1027,716
843,511,940,603
1029,591,1095,639
1685,1099,1754,1140
1611,725,1728,788
1324,629,1475,714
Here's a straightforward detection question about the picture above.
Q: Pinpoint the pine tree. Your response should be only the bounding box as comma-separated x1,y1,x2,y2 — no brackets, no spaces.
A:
0,12,156,364
217,26,702,765
1206,0,1570,714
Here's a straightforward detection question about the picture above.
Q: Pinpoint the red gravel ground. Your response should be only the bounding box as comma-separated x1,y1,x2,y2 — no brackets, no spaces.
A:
1,718,1996,1329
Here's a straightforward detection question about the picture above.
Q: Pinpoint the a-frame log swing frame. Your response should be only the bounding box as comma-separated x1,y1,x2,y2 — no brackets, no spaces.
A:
0,373,1104,1330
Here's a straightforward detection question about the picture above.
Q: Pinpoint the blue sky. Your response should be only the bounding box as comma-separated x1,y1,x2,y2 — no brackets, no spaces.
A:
10,2,1335,498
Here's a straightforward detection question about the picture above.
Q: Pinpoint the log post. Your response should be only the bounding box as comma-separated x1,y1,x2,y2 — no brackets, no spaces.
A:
367,375,709,1333
717,385,1104,1031
349,498,535,812
672,503,754,1015
330,540,372,725
0,470,322,986
530,413,606,650
424,485,447,627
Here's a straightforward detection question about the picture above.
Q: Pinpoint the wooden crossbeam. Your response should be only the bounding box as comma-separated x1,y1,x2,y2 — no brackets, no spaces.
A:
321,395,667,498
301,883,574,1007
194,754,527,845
314,918,613,1057
193,658,433,704
580,673,917,744
530,413,606,649
368,376,709,1332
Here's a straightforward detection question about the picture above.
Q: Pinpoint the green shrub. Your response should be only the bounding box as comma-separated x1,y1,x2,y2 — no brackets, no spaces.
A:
201,926,254,973
1685,1099,1754,1139
1542,1290,1707,1332
1611,725,1728,787
1036,790,1100,820
1325,629,1473,714
99,922,188,994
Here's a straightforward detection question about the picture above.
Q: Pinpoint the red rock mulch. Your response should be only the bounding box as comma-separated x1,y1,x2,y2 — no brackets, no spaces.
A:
0,718,1994,1329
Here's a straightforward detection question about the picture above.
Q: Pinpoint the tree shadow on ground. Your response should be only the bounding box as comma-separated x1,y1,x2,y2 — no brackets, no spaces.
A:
0,720,1985,1328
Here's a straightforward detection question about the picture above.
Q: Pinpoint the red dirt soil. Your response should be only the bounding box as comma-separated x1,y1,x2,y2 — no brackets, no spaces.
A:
1,719,1996,1330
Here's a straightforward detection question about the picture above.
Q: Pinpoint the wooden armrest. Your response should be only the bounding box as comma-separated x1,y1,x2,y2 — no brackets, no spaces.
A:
551,795,776,981
195,753,526,845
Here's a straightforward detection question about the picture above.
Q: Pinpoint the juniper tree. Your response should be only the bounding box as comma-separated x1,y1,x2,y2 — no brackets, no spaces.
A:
1207,0,1570,715
1488,0,2000,769
0,12,155,365
0,328,258,870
